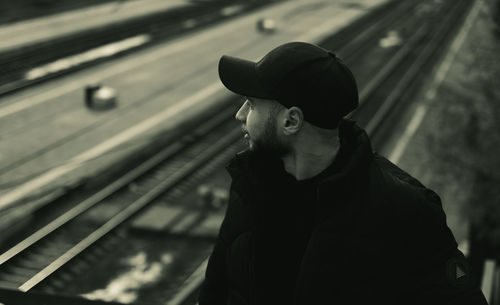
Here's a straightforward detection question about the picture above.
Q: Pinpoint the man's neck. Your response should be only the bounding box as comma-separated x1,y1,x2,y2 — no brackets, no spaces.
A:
282,144,340,181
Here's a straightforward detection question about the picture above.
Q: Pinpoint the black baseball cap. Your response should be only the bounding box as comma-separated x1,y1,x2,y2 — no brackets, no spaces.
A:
218,42,359,129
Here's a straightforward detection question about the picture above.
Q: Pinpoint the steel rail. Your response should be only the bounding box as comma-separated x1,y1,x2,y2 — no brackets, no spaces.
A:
356,22,429,106
321,0,415,52
0,104,236,266
350,0,458,106
364,0,470,135
334,0,418,60
0,0,275,97
18,127,241,291
0,0,423,179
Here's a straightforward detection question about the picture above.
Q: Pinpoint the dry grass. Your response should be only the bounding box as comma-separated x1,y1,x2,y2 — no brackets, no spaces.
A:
433,1,500,246
394,0,500,249
399,0,500,251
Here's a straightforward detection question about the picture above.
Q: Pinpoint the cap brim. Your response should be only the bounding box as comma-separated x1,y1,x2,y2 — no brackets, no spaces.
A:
218,55,273,99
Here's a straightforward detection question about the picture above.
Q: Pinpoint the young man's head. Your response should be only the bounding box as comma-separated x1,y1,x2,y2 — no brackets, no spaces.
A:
219,42,358,156
235,97,288,157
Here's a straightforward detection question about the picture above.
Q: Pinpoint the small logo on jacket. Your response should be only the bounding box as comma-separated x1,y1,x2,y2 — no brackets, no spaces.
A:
445,255,471,287
456,264,467,279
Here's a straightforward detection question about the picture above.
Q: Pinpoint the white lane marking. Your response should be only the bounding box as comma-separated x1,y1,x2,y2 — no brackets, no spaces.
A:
388,0,482,165
0,0,387,209
0,82,222,210
25,35,151,81
388,105,426,164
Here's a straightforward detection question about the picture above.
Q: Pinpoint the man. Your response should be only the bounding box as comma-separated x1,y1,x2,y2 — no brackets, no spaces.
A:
198,42,488,305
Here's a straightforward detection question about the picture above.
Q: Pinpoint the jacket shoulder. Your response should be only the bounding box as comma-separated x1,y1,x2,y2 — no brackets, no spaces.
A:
370,154,442,213
368,154,457,250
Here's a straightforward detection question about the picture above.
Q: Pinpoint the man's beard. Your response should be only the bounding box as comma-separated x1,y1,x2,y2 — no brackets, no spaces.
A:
247,117,289,159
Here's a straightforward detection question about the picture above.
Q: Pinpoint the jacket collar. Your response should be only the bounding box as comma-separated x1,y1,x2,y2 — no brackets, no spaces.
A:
225,119,373,225
313,119,373,226
316,119,372,199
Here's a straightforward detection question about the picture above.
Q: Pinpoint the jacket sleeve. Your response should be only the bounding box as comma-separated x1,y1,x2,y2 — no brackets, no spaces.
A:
198,194,233,305
198,180,251,305
399,187,489,305
198,234,229,305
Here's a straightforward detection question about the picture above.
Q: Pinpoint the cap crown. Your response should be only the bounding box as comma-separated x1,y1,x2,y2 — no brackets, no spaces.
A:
218,42,359,129
255,42,359,129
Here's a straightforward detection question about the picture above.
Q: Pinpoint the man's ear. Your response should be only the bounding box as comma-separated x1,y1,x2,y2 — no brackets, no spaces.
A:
282,106,303,135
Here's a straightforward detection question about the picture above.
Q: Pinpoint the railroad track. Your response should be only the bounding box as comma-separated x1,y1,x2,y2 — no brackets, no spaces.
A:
0,0,408,183
0,103,245,292
0,0,474,303
0,0,280,97
0,0,426,181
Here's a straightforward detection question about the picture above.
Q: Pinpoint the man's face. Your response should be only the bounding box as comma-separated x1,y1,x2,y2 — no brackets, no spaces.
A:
235,97,289,157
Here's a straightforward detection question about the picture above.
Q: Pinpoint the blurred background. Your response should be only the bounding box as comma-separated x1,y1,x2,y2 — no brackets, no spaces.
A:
0,0,499,304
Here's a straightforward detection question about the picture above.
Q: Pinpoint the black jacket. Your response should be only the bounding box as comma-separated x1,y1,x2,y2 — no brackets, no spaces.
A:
199,120,488,305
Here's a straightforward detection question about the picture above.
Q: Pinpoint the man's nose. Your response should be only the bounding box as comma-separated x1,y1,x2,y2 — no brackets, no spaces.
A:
235,103,248,122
